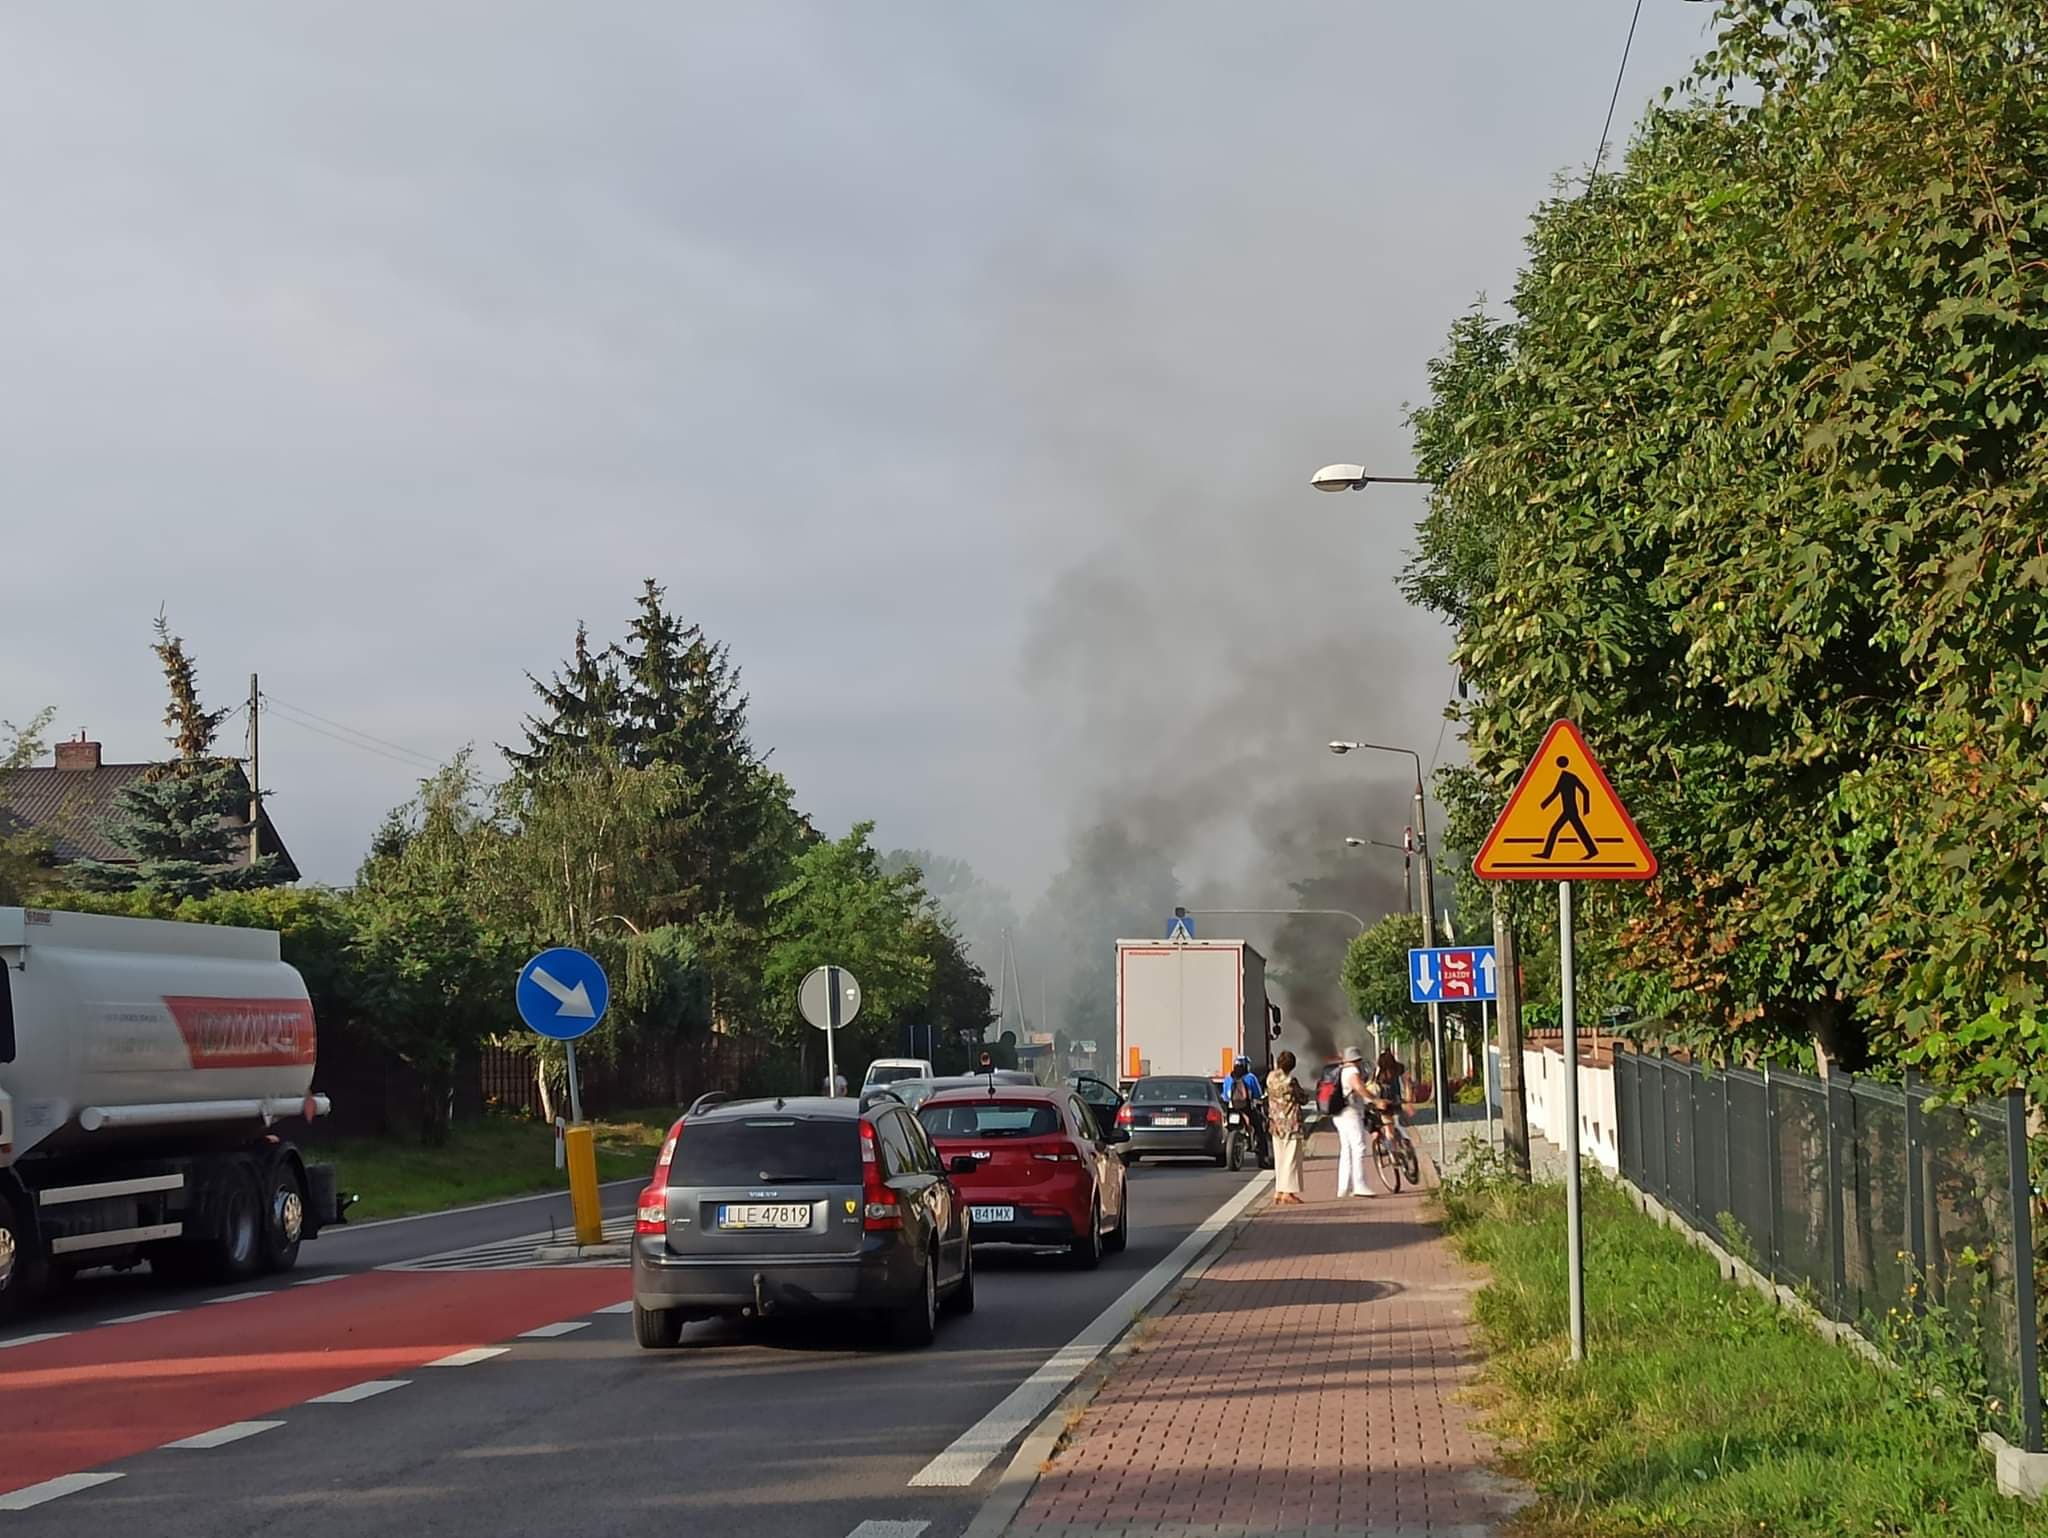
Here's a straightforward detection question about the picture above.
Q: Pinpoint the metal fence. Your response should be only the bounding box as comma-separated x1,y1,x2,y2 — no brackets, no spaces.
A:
1615,1049,2042,1453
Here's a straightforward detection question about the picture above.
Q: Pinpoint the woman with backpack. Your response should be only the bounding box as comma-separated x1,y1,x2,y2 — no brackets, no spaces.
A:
1333,1045,1376,1198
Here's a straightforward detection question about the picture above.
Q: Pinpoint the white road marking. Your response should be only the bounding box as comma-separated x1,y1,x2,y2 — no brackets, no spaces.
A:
0,1331,69,1350
0,1473,124,1511
846,1523,930,1538
103,1310,180,1326
908,1171,1273,1488
307,1379,410,1404
518,1320,590,1338
592,1301,634,1314
206,1291,270,1305
381,1214,634,1273
341,1178,640,1232
167,1420,285,1449
425,1346,509,1368
291,1273,346,1286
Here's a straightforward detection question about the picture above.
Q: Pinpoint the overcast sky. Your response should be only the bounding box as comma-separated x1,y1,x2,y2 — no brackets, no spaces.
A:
3,2,1716,907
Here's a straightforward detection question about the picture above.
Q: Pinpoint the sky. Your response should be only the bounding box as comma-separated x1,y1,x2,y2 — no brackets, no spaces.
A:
2,2,1719,940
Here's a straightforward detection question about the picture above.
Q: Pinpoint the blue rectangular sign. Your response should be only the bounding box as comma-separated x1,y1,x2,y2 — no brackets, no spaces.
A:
1407,945,1499,1003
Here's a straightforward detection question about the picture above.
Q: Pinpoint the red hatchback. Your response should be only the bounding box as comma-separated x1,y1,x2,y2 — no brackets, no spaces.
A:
915,1085,1130,1268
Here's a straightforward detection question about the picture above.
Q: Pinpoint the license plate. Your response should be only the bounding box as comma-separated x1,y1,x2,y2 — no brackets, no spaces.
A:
717,1203,812,1230
970,1205,1015,1224
1154,1115,1188,1127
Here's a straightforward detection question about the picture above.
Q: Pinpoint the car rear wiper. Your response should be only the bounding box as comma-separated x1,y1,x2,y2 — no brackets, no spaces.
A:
751,1173,844,1184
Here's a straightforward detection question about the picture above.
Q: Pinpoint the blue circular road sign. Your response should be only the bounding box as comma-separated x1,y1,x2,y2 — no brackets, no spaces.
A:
516,947,610,1041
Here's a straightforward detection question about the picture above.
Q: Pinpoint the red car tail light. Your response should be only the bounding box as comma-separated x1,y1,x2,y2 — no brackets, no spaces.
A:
636,1118,687,1234
1033,1149,1082,1163
1115,1103,1133,1126
1206,1105,1223,1126
859,1118,902,1230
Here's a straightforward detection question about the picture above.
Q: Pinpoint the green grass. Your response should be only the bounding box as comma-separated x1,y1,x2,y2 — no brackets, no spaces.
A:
322,1110,672,1222
1439,1161,2046,1538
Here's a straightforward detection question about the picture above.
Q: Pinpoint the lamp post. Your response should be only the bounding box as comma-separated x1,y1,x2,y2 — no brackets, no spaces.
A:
1343,833,1413,913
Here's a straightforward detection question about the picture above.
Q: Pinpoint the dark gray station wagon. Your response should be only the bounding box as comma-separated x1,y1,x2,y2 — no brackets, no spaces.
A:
631,1094,973,1349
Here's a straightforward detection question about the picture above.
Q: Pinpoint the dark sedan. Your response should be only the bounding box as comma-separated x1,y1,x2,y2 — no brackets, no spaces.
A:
1115,1075,1228,1164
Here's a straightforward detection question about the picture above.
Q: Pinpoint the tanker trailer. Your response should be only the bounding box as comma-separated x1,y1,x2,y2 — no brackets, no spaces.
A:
0,905,348,1319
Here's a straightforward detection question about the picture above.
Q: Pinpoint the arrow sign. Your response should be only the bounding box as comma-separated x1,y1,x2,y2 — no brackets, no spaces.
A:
1412,950,1438,999
1480,950,1499,995
516,947,610,1041
1408,945,1498,1004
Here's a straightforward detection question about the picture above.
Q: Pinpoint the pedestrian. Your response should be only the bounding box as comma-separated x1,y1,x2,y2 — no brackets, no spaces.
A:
1333,1045,1375,1198
1266,1050,1307,1204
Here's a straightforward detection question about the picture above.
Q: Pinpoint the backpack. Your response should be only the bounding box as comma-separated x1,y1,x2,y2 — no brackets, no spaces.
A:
1229,1074,1252,1108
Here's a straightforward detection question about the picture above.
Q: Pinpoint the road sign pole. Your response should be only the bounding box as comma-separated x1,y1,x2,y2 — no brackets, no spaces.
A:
1560,878,1586,1363
1482,999,1495,1149
564,1040,585,1125
825,965,842,1096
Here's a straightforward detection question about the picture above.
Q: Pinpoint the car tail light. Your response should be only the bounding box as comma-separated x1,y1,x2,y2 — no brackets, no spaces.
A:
1115,1103,1133,1127
1033,1149,1082,1163
1205,1106,1223,1126
635,1119,687,1235
859,1118,902,1230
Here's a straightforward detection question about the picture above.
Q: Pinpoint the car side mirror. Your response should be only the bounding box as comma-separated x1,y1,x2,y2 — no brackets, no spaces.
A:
947,1155,979,1176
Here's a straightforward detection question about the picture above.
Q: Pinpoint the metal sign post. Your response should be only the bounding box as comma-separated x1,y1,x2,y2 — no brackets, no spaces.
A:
1559,879,1585,1362
800,965,863,1095
1482,998,1496,1149
515,947,610,1246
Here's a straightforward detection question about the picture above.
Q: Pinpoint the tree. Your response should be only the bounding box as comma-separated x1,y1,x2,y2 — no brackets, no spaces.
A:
1340,915,1431,1045
74,614,281,898
1401,0,2048,1101
0,708,58,905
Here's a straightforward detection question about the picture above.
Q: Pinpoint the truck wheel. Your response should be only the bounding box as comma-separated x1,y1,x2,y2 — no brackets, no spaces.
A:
211,1168,265,1283
261,1158,307,1273
0,1190,35,1322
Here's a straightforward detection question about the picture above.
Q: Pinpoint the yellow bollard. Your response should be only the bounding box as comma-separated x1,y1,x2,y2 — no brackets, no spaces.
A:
564,1123,603,1246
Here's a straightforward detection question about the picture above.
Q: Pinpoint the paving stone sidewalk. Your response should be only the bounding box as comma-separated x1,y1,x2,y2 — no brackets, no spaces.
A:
1005,1133,1526,1538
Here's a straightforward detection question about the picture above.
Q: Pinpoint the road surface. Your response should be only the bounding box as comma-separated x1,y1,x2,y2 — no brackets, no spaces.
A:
2,1161,1260,1538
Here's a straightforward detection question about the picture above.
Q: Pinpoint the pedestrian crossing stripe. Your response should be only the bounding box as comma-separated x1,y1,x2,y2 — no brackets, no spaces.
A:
1472,719,1656,881
382,1215,633,1272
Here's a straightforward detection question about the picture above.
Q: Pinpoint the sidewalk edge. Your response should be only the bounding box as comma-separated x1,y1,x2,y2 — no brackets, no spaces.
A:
960,1176,1272,1538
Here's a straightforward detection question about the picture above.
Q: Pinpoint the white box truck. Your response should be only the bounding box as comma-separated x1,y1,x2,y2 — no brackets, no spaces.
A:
1115,938,1273,1083
0,906,348,1320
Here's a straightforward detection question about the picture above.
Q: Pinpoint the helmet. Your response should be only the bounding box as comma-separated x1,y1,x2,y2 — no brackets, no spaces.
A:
1233,1055,1250,1072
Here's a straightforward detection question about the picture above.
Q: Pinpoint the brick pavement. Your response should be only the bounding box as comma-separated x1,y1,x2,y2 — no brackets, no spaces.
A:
1006,1132,1524,1538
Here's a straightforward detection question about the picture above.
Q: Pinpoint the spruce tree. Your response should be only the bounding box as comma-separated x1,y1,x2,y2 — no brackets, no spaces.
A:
507,621,627,775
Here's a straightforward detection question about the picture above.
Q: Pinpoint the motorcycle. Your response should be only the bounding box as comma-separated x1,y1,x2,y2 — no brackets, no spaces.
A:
1223,1107,1250,1171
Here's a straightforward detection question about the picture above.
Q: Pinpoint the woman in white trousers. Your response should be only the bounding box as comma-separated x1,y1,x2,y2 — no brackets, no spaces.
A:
1333,1046,1375,1198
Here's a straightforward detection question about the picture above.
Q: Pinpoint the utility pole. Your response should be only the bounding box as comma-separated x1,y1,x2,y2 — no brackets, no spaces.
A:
1492,888,1532,1180
246,673,261,867
1413,777,1447,1170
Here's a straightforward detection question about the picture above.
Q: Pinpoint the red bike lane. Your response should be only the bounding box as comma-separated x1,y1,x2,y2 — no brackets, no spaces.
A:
1,1267,627,1497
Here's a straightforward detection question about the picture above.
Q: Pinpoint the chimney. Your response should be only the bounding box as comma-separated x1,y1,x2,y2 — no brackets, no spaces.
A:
54,732,102,772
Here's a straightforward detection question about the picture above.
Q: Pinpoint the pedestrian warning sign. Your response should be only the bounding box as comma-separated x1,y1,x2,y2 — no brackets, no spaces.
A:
1472,720,1656,880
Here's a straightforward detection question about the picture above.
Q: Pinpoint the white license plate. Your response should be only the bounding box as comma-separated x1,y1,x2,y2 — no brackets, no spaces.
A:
1154,1115,1188,1127
969,1205,1015,1224
717,1203,812,1230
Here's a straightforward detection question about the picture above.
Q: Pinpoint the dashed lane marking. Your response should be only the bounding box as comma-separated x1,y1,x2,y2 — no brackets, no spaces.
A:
0,1331,69,1350
205,1291,271,1305
0,1473,124,1511
518,1321,589,1338
307,1379,410,1404
845,1523,930,1538
592,1301,635,1314
290,1273,345,1286
166,1421,284,1449
102,1310,181,1326
381,1214,634,1272
425,1346,509,1368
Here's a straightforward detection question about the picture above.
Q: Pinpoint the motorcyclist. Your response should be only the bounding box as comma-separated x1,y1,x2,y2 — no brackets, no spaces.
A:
1222,1055,1271,1166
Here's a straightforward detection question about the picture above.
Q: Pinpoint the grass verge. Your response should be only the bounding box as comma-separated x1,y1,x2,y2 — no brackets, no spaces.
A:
321,1110,671,1222
1439,1158,2046,1538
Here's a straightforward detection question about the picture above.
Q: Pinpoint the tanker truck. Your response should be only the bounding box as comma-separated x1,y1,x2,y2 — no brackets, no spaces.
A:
0,905,348,1319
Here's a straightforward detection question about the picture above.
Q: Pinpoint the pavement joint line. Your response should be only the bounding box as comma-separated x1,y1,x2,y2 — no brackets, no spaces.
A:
591,1301,635,1315
205,1290,271,1305
165,1420,285,1449
518,1320,590,1338
425,1346,510,1368
306,1379,411,1404
101,1309,181,1326
958,1183,1271,1538
0,1473,125,1511
845,1522,931,1538
0,1330,69,1349
911,1169,1274,1490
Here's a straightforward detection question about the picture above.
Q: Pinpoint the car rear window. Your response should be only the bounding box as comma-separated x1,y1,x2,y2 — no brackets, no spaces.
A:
667,1117,860,1185
918,1102,1063,1138
1131,1077,1214,1104
866,1065,923,1085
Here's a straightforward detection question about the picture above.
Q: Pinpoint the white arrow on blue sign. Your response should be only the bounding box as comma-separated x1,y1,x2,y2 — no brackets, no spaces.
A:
1408,945,1498,1004
517,947,610,1041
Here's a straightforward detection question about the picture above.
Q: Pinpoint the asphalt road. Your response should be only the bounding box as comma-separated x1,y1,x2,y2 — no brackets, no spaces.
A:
2,1159,1260,1538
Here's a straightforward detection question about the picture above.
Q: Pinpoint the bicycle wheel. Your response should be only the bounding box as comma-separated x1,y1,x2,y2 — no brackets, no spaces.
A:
1397,1137,1420,1188
1373,1137,1401,1193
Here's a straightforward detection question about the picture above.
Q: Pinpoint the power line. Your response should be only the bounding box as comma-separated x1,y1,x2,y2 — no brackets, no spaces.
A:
261,694,444,769
262,706,443,773
1588,0,1647,191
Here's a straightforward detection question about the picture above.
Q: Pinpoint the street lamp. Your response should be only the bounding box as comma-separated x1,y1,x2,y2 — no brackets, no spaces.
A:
1310,464,1433,492
1343,834,1414,913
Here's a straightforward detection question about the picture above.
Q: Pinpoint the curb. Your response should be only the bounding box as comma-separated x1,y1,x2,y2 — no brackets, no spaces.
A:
961,1175,1274,1538
532,1241,630,1263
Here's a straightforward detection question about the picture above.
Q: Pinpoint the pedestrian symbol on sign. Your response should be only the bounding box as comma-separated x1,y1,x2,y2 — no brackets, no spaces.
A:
1538,757,1599,862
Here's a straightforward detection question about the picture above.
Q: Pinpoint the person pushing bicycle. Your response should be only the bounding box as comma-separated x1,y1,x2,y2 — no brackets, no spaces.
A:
1367,1049,1411,1148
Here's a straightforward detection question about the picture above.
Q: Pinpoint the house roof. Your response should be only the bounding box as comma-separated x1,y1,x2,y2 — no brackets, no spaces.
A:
0,761,300,881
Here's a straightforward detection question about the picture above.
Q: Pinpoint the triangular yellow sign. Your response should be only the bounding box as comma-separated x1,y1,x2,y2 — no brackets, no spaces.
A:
1472,720,1656,881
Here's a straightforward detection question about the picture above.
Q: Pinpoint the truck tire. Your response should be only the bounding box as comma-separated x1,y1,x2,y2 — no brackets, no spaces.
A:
260,1155,307,1273
210,1166,265,1283
0,1189,35,1323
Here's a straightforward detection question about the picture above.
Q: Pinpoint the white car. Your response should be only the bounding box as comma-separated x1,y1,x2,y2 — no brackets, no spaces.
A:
862,1057,935,1091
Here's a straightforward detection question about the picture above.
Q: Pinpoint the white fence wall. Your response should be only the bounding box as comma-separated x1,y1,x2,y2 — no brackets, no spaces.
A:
1521,1046,1619,1171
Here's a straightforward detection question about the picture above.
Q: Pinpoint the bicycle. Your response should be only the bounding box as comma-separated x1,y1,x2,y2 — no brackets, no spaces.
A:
1368,1102,1421,1192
